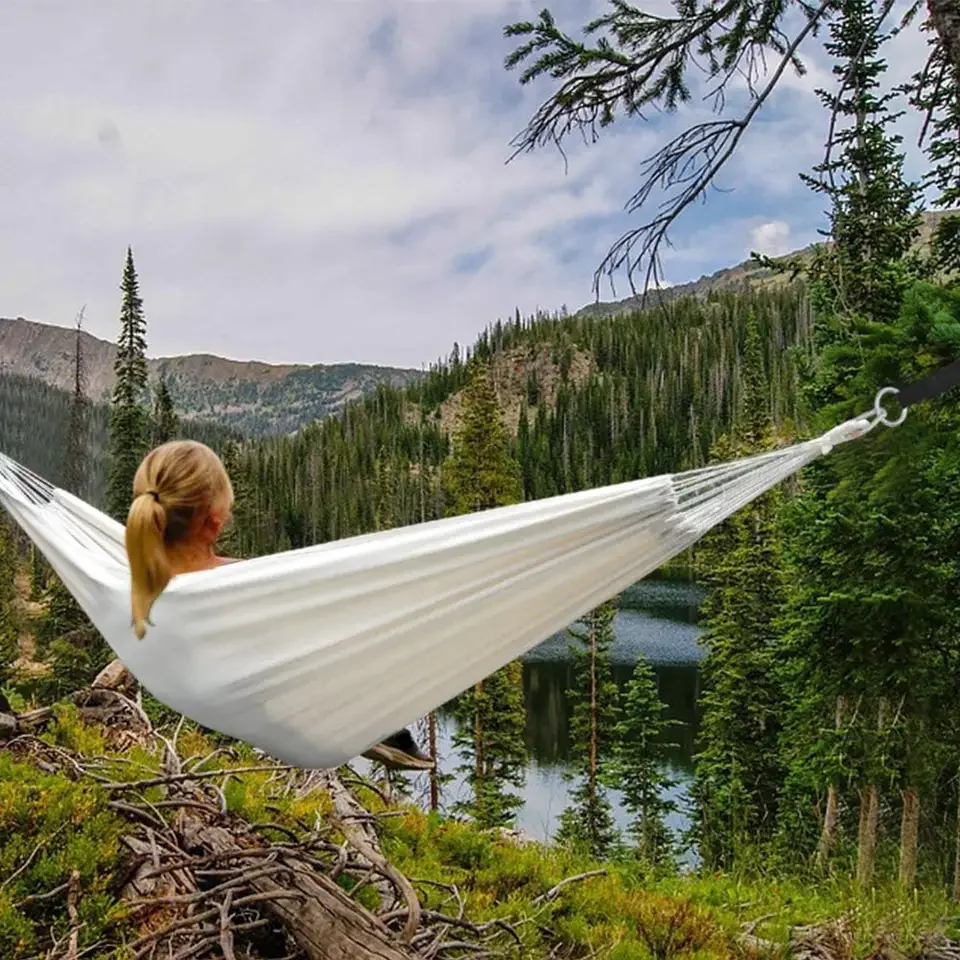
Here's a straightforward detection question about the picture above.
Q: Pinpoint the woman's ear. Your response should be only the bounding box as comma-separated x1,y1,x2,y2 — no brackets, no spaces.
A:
204,506,228,541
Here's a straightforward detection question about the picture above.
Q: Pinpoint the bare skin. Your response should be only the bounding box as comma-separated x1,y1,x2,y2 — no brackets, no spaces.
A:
165,502,237,578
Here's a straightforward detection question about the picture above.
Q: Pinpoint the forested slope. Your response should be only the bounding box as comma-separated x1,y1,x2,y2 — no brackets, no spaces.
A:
0,372,242,502
226,284,814,556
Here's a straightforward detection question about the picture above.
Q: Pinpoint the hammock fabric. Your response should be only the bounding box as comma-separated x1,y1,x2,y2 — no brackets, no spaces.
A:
0,409,885,770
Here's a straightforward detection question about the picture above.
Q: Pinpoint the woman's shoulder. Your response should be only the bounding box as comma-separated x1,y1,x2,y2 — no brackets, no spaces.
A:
216,556,244,565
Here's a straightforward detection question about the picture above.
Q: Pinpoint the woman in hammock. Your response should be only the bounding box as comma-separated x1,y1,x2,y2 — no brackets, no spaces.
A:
124,438,432,772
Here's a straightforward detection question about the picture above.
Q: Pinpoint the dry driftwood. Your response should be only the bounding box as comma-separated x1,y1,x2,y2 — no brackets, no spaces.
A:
2,680,534,960
181,817,417,960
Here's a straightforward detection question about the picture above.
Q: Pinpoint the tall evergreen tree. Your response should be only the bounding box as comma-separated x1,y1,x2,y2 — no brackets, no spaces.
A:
445,359,528,827
39,302,104,687
611,656,678,866
63,307,90,498
555,600,620,858
444,359,523,514
691,314,786,869
151,376,179,446
800,0,923,360
773,0,930,884
106,247,149,521
502,0,945,296
0,515,19,692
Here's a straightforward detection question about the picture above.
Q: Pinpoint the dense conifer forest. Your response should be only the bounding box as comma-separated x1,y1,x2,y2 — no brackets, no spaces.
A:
2,0,960,956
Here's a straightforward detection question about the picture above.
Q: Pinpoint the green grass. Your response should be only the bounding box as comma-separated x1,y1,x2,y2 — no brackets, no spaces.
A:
2,708,957,959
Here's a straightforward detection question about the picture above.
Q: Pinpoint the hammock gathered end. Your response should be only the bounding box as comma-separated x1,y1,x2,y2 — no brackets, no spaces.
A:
0,398,896,770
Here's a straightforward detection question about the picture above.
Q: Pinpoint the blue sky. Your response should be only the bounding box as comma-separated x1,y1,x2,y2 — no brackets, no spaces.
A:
0,1,931,369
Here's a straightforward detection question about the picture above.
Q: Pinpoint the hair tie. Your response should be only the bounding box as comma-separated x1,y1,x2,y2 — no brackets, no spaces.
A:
147,490,161,503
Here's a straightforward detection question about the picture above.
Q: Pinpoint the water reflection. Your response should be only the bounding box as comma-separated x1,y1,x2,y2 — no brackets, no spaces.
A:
359,580,705,856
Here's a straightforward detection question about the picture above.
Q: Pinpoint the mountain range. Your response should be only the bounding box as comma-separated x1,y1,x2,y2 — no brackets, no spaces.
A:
574,209,957,319
0,316,421,435
1,209,954,436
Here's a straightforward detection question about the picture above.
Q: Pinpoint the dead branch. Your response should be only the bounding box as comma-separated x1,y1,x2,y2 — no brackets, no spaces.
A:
532,870,607,906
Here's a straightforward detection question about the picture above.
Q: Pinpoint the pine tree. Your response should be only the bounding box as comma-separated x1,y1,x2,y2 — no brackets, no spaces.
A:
444,359,523,514
555,600,620,858
773,0,932,882
106,247,150,520
151,376,179,446
611,656,678,867
445,359,527,827
691,314,785,869
453,660,528,828
502,0,940,295
800,0,923,362
0,515,19,691
62,307,89,498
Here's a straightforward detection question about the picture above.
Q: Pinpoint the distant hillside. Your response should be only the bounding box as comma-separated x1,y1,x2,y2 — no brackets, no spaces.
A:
0,371,242,505
576,209,959,319
0,317,421,435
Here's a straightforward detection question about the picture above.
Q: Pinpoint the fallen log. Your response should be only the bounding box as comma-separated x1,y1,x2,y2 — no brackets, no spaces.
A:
180,816,418,960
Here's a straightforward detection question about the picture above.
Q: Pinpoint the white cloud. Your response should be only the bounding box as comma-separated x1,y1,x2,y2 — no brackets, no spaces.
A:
0,0,933,368
750,220,794,257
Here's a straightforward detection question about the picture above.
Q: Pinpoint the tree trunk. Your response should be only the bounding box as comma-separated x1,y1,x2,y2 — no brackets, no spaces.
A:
929,0,960,74
588,622,598,845
428,711,440,811
818,787,840,868
857,698,886,885
181,818,417,960
816,696,846,868
473,681,484,783
857,786,879,885
899,788,920,887
954,782,960,902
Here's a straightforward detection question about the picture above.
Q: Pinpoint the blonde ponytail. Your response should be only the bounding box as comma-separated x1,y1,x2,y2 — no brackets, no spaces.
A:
125,440,233,639
125,491,172,640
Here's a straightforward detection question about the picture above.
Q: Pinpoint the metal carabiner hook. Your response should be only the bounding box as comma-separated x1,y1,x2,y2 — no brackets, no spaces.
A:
872,386,908,427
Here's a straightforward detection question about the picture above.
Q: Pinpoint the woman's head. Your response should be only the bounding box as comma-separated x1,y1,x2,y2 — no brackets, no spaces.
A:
125,440,234,639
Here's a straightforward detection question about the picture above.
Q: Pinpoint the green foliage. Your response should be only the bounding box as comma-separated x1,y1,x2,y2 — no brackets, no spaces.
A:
0,516,19,690
106,247,150,521
800,0,924,356
0,372,239,510
691,315,786,868
555,600,620,858
452,661,528,829
443,359,523,515
0,753,131,959
776,282,960,873
223,288,810,562
151,375,179,446
441,359,528,827
612,656,677,867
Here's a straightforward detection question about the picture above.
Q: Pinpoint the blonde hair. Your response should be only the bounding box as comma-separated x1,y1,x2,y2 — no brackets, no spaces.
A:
125,440,234,639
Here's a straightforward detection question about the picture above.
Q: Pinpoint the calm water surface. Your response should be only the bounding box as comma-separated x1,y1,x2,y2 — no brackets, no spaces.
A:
358,579,706,855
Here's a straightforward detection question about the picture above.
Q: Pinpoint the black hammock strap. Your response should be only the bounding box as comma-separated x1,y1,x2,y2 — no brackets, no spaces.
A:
898,357,960,409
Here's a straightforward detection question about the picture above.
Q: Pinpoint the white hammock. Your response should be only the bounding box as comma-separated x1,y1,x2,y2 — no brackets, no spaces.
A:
0,407,889,770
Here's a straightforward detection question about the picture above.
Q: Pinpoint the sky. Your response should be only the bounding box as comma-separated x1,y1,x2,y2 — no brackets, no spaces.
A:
0,1,932,370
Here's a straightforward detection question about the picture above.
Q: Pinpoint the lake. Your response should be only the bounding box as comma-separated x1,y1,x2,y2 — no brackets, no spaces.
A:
358,579,706,855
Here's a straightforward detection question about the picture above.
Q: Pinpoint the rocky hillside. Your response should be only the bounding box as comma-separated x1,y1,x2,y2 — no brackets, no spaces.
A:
0,316,421,435
576,209,959,319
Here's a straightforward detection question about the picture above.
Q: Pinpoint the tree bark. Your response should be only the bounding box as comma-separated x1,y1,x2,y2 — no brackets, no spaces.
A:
816,696,846,868
180,818,417,960
588,621,598,843
473,681,484,782
929,0,960,75
954,781,960,902
428,711,440,811
321,772,420,939
857,786,879,885
899,788,920,888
